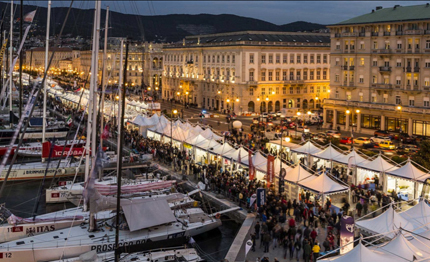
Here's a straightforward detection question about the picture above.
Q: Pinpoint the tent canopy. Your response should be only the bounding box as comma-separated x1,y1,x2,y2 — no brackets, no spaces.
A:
356,205,417,238
311,145,343,160
370,232,427,261
209,143,235,156
223,147,249,163
241,151,268,170
283,164,315,184
320,243,392,262
200,128,222,140
298,172,349,195
291,141,322,155
357,154,398,173
386,158,430,182
333,148,369,166
400,200,430,228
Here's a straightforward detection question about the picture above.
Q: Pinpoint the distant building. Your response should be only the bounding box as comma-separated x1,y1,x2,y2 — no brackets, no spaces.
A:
143,42,164,93
25,47,73,70
162,31,331,114
325,4,430,136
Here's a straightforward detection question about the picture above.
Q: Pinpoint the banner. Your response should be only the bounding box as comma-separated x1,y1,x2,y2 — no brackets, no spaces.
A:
266,155,275,187
256,188,266,207
249,193,257,207
340,216,355,254
245,239,253,256
101,124,110,139
248,149,254,180
42,142,107,158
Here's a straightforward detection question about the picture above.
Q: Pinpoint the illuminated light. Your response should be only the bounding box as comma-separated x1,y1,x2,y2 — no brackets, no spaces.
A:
266,97,269,101
355,109,360,114
115,95,119,100
226,99,230,103
297,112,301,116
177,92,180,95
236,98,239,102
328,90,331,93
315,97,319,100
285,137,291,143
272,91,275,94
185,91,189,95
173,109,178,114
148,87,151,90
257,97,260,101
397,106,402,110
346,110,351,114
307,111,311,115
217,90,221,94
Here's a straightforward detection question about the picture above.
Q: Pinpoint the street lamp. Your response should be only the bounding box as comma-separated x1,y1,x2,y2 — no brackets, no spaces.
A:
171,109,178,148
396,105,403,145
279,134,291,194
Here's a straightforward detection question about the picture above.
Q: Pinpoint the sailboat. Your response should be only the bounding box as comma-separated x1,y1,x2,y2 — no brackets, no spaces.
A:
50,247,204,262
0,190,200,243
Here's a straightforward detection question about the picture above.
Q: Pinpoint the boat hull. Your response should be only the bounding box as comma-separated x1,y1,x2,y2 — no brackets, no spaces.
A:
0,164,84,181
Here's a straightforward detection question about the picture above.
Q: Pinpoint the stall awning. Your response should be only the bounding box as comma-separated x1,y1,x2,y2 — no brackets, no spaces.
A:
311,144,343,160
357,154,398,173
283,164,315,184
386,158,430,182
369,232,429,260
298,172,349,195
333,148,370,166
400,200,430,228
291,141,322,155
320,243,393,262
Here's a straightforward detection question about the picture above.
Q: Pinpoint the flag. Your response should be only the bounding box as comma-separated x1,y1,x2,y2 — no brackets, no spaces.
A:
22,10,37,23
248,149,254,181
66,115,73,126
340,216,355,254
266,155,275,187
101,124,110,139
245,239,253,256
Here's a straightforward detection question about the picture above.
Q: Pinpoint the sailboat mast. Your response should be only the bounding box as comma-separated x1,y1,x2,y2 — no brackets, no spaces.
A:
91,2,101,160
115,38,129,262
8,0,13,128
18,0,21,118
117,40,124,148
100,6,108,150
42,0,51,145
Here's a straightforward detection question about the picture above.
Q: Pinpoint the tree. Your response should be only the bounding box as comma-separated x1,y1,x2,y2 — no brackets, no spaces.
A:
412,140,430,171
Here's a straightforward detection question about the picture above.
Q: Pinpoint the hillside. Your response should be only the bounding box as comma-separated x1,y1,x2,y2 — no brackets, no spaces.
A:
0,2,326,42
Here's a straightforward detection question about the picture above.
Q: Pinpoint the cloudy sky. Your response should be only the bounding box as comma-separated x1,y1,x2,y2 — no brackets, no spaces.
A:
15,1,427,25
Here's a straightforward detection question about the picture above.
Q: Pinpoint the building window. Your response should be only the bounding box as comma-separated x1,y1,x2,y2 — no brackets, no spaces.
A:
296,55,301,64
269,54,273,64
261,71,266,81
290,54,295,64
290,71,294,80
426,40,430,49
304,55,308,64
316,86,321,93
217,55,220,63
276,54,280,64
261,55,266,64
310,71,314,80
249,71,254,81
373,41,378,49
268,71,273,81
372,60,378,67
296,87,300,94
410,98,415,106
323,71,327,80
262,88,266,95
249,54,254,64
296,71,301,80
226,55,230,63
323,86,326,93
310,55,314,64
372,75,377,83
317,55,321,64
425,99,430,107
359,76,364,83
283,55,287,63
310,86,314,93
360,42,364,49
336,43,340,49
275,71,280,81
303,70,308,80
222,55,225,63
323,55,327,64
426,61,430,68
360,58,364,66
283,71,287,80
290,87,293,94
232,55,235,63
335,74,339,82
303,87,307,93
361,115,381,129
425,78,430,86
316,70,321,80
335,90,339,99
283,87,286,94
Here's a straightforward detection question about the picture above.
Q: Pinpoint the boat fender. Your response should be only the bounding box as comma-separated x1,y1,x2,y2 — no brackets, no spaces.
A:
215,213,221,219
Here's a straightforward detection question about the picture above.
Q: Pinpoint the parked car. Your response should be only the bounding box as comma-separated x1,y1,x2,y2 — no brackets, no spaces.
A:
252,118,259,124
262,113,269,118
276,111,282,117
394,133,415,143
353,137,371,145
379,141,396,150
311,133,327,142
374,130,392,138
326,130,341,138
398,144,419,153
370,136,391,144
340,137,352,144
363,142,379,149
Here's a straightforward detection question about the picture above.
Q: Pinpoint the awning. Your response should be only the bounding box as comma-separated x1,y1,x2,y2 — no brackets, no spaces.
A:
333,148,370,166
298,172,349,195
311,144,343,160
291,141,322,155
320,243,393,262
385,158,430,182
357,154,398,173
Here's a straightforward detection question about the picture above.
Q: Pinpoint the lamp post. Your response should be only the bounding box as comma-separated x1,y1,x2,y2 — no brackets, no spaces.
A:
396,105,402,147
279,134,290,194
171,109,178,148
346,108,360,145
296,111,301,139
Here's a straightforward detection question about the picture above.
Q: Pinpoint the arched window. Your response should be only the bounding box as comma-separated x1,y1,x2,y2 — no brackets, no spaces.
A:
260,101,266,112
268,101,273,112
275,101,280,111
303,99,308,109
248,101,255,112
309,99,315,109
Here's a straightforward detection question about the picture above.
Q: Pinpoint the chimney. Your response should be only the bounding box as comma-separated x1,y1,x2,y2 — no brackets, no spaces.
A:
376,6,383,10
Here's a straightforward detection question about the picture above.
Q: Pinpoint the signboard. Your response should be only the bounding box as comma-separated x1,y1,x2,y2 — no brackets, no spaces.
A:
340,216,355,254
256,188,266,207
147,103,161,110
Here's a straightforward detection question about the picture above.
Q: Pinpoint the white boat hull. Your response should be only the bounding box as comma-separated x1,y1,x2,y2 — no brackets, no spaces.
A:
0,162,84,181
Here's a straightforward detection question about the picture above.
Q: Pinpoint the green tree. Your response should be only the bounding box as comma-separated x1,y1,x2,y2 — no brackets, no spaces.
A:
412,140,430,170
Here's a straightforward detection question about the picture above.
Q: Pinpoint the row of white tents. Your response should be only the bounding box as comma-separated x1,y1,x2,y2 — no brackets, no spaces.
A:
321,200,430,261
132,114,350,201
272,140,430,199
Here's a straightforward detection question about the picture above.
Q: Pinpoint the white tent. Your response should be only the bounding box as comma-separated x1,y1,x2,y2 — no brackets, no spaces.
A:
186,134,209,146
200,128,223,140
194,138,220,150
291,141,322,155
241,151,268,170
320,242,393,262
408,229,430,257
131,115,147,126
370,232,429,260
311,144,343,160
298,172,349,195
356,205,417,238
334,148,370,166
209,143,235,156
223,147,249,163
400,200,430,228
386,158,430,182
357,154,398,173
283,164,315,184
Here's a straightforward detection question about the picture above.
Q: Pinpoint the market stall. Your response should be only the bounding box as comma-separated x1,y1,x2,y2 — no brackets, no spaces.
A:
311,144,343,170
291,140,323,165
332,148,370,185
355,154,398,190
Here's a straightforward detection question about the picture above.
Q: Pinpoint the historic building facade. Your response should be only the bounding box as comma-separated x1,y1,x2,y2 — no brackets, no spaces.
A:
325,4,430,136
161,31,331,114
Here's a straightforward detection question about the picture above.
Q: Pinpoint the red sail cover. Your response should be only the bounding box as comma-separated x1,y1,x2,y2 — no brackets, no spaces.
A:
248,149,254,181
42,142,106,158
266,155,275,187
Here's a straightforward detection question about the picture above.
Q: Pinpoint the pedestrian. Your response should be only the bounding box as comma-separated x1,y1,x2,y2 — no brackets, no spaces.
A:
263,231,271,253
312,241,320,262
303,240,312,262
294,239,302,261
356,201,363,217
255,221,260,240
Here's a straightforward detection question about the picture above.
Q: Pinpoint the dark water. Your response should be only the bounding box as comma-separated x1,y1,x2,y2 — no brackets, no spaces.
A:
0,180,240,261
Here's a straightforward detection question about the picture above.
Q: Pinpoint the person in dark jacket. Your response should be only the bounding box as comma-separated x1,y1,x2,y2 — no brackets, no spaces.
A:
303,240,312,262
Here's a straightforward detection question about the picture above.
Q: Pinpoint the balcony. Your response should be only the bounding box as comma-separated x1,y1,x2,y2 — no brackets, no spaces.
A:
341,32,358,37
405,29,424,35
379,66,392,72
404,67,412,73
378,49,392,54
414,67,420,73
395,49,403,53
334,33,341,38
426,30,430,35
248,81,258,85
415,49,421,53
425,49,430,53
406,85,420,91
349,66,355,70
394,85,401,89
359,32,365,37
371,32,379,36
372,83,392,89
396,31,403,36
383,31,391,36
342,65,348,70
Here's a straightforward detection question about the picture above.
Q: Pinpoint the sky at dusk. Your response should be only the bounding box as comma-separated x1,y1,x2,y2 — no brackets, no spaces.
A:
11,1,427,25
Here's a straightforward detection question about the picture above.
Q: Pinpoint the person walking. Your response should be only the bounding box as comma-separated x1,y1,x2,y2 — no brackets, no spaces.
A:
255,221,261,240
312,241,320,262
294,239,302,261
303,240,312,262
263,231,271,253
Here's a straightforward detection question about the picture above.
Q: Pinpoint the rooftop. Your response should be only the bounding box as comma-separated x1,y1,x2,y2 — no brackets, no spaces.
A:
334,4,430,26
